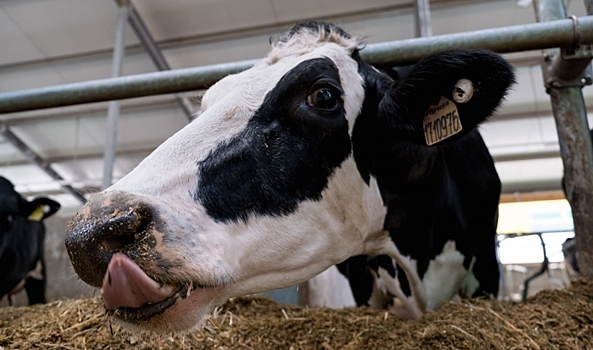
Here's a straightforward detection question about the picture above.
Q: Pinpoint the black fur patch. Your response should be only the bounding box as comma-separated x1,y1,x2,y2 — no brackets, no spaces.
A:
338,49,515,302
195,57,352,223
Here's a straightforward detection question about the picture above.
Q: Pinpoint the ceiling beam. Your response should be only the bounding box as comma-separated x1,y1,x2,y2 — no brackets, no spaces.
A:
500,190,565,203
0,123,86,203
123,1,197,121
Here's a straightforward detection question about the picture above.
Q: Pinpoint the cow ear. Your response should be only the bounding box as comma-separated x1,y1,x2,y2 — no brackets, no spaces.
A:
378,50,516,145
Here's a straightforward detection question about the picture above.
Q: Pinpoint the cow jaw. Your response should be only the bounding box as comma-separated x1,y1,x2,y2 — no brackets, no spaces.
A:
101,253,220,332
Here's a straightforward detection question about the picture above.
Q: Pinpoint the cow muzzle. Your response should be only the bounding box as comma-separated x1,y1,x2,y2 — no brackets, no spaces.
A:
65,191,219,331
65,192,160,288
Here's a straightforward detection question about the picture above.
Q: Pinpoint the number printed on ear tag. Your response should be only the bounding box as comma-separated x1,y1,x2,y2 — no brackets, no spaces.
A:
423,96,462,146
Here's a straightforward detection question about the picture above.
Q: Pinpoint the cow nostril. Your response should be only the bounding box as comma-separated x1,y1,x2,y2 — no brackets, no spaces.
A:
99,210,152,252
101,235,135,250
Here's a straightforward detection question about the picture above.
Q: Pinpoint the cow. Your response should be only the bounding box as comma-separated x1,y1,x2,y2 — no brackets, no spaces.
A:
0,176,60,305
64,21,515,332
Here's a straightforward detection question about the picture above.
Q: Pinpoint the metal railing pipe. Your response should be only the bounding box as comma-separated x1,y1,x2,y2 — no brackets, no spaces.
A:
2,17,593,114
0,59,258,114
363,16,593,66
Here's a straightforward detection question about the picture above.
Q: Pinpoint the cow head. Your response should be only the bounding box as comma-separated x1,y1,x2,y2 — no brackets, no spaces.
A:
65,21,515,331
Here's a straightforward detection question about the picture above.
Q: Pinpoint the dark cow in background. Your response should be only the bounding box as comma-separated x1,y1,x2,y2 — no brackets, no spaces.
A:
65,21,515,331
0,177,60,305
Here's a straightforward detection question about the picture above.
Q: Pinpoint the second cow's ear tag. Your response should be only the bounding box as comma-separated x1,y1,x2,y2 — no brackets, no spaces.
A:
423,96,462,146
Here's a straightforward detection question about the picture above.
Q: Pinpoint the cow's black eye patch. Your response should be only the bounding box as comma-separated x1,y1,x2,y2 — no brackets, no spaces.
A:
195,57,352,224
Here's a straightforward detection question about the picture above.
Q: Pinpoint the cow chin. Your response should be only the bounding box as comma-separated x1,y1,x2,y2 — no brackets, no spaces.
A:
108,285,221,333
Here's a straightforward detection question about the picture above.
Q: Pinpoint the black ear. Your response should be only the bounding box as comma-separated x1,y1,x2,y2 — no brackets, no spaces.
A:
378,49,516,144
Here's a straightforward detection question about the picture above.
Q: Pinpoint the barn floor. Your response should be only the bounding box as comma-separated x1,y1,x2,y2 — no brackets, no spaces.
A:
0,279,592,350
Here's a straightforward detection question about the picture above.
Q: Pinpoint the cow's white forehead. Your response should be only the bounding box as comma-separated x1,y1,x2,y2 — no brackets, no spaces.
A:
265,24,360,64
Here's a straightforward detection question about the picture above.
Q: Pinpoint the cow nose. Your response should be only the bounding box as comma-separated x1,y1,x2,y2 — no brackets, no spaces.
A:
64,193,156,288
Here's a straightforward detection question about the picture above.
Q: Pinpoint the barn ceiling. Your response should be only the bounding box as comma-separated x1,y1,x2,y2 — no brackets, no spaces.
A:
0,0,590,216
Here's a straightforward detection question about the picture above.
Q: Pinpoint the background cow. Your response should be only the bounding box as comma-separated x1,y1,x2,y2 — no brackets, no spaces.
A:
65,21,515,331
0,177,60,305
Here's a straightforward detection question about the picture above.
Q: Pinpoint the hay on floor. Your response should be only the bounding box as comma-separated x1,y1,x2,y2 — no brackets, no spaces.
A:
1,278,592,349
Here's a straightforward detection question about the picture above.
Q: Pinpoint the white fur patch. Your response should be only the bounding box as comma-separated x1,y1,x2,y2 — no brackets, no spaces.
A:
422,240,473,310
369,239,479,318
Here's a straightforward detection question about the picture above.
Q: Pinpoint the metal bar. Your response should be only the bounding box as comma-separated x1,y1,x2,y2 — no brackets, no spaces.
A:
491,149,560,162
103,5,128,190
0,123,86,203
0,59,257,114
586,0,593,15
414,0,432,38
126,5,197,120
2,17,593,114
363,16,593,66
534,0,593,278
521,233,548,301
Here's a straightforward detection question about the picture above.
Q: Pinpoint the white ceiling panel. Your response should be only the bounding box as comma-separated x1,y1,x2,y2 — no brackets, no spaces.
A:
0,163,57,189
0,0,137,59
164,35,272,67
133,0,239,41
223,0,280,29
115,105,189,150
336,11,415,43
269,0,407,23
0,142,28,165
0,7,44,65
0,64,65,91
8,118,96,159
51,50,157,84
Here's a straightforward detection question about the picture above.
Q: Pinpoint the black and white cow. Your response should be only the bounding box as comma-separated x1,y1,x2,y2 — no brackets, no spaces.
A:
0,177,60,305
65,21,515,331
332,58,504,315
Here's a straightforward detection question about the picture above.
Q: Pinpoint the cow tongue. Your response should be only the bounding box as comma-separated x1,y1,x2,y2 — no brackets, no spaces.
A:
102,253,175,309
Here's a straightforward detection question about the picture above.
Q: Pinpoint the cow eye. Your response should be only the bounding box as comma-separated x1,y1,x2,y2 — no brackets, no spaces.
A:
307,88,338,109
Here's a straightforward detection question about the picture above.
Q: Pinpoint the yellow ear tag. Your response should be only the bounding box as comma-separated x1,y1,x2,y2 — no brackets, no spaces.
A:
28,204,45,222
423,96,462,146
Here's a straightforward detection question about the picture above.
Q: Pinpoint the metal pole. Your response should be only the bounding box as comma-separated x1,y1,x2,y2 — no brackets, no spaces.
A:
126,4,197,120
586,0,593,15
0,123,86,203
103,5,128,190
534,0,593,277
2,17,593,114
414,0,432,37
0,59,257,114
